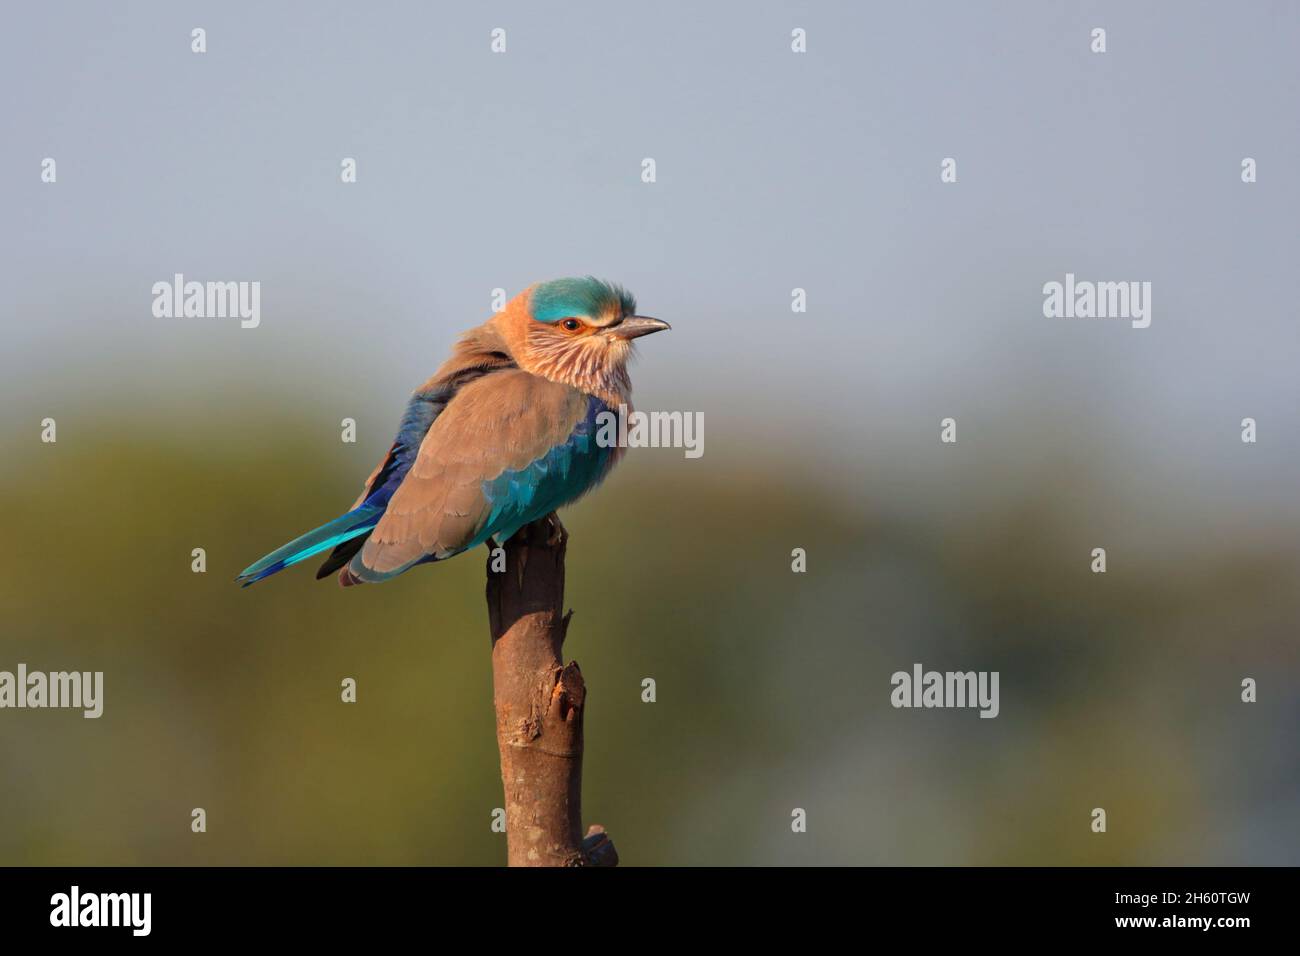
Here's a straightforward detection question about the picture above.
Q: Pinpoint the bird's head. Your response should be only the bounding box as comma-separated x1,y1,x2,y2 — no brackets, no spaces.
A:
494,277,670,401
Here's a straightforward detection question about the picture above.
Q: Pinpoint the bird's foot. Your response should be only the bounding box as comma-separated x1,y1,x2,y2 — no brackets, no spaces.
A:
544,512,567,548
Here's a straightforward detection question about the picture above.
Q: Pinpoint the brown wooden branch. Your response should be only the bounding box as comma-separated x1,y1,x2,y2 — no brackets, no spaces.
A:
485,515,617,867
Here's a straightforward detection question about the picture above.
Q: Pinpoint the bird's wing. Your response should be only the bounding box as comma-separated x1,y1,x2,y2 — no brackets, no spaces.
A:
346,370,612,582
347,457,388,511
317,349,519,579
314,383,458,579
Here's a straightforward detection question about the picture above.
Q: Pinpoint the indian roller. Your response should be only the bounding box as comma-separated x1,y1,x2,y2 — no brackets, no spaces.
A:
237,277,669,587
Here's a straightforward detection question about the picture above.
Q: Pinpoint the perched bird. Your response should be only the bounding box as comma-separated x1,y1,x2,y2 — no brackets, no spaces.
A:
237,277,669,587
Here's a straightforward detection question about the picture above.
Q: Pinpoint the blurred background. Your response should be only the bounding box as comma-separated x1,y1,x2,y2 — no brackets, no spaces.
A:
1,0,1298,865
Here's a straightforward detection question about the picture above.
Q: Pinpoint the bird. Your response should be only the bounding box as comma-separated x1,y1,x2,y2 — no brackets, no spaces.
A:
237,277,669,588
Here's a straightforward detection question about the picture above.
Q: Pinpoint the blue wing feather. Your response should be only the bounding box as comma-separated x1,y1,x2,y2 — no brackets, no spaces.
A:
239,382,462,586
236,504,383,587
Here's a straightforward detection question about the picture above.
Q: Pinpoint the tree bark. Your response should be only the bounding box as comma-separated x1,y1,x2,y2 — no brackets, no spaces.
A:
486,516,617,867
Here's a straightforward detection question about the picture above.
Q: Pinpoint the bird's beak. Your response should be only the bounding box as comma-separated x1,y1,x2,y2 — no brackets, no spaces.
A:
611,315,671,339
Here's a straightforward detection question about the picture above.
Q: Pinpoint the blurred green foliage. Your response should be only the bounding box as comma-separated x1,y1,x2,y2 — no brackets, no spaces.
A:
0,408,1296,865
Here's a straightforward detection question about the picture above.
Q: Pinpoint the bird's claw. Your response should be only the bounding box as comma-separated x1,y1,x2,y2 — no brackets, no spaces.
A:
544,512,567,548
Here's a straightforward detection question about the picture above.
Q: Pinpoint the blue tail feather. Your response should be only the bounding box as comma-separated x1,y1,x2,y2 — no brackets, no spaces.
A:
236,505,383,587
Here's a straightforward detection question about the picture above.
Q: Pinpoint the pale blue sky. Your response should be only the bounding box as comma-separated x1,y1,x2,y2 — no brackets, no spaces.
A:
3,0,1298,506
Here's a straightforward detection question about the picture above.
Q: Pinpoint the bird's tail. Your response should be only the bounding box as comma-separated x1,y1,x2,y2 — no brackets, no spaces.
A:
236,505,383,588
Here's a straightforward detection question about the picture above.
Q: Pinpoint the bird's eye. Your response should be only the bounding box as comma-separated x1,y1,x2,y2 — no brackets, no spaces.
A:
561,318,582,332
